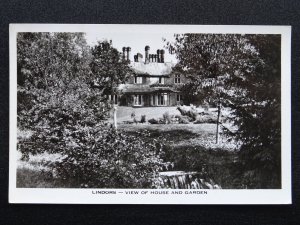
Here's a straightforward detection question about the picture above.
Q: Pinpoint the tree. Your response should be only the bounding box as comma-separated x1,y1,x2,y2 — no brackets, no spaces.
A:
17,33,167,188
165,34,261,144
230,35,281,188
90,40,133,95
17,32,93,128
166,33,282,188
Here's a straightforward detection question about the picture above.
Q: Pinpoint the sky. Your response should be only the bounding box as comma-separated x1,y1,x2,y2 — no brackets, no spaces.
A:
85,32,177,63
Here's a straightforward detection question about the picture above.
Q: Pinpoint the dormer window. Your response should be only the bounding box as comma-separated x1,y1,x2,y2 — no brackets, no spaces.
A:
159,77,164,84
174,74,181,83
134,76,143,84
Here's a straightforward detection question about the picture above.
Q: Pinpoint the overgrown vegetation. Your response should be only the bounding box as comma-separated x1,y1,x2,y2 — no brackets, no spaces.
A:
17,33,168,188
166,34,281,188
17,32,282,189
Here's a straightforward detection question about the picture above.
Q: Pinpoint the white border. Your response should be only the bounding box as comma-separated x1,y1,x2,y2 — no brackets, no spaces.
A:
9,24,292,204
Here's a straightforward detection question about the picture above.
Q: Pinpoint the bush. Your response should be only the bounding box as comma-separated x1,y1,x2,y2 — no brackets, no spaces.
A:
148,118,159,124
175,115,190,124
140,115,146,123
50,128,167,188
177,105,199,121
20,108,168,188
162,111,172,124
194,114,217,124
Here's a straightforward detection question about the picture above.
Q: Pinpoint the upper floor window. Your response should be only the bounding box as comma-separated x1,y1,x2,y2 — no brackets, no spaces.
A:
134,76,143,84
174,74,181,83
158,77,164,84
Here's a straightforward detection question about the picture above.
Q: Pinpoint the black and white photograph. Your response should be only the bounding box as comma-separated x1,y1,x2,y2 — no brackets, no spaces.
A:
9,24,291,204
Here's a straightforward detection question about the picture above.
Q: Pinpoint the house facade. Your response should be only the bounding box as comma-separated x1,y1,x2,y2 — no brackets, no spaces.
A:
111,46,188,107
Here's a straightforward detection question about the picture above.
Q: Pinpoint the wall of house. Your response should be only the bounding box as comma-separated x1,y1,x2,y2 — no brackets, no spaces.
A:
121,73,188,107
165,73,188,85
128,73,188,85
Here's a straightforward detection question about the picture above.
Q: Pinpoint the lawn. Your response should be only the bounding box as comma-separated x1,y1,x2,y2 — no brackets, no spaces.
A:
17,106,240,189
115,106,239,188
118,123,240,189
116,106,181,123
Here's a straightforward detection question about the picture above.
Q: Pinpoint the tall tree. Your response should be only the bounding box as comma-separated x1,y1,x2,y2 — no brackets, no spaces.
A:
166,34,261,143
17,33,167,188
17,32,93,128
90,40,133,95
166,33,281,188
231,35,281,188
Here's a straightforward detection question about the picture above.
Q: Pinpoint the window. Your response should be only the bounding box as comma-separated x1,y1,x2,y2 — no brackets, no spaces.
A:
133,95,142,106
176,94,182,102
157,93,168,106
158,77,164,84
114,95,118,104
134,76,143,84
174,74,181,83
108,95,118,104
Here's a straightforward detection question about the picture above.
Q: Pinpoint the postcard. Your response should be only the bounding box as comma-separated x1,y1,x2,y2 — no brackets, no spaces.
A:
9,24,291,204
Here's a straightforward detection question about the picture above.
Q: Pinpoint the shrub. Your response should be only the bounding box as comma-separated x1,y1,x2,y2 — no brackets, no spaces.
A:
177,105,199,121
49,128,167,188
148,118,159,124
140,115,146,123
20,110,168,188
203,103,210,111
175,115,190,124
162,111,172,124
194,114,217,124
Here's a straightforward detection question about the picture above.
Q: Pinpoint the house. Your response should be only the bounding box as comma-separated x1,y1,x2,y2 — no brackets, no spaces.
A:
111,46,188,107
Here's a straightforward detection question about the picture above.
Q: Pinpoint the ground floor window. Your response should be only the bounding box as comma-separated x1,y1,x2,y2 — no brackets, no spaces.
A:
133,95,142,106
176,94,182,102
152,93,168,106
108,94,118,104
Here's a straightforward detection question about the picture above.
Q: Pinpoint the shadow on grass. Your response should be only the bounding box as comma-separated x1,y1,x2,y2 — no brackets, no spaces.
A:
126,129,243,189
163,145,242,189
17,168,80,188
126,129,199,143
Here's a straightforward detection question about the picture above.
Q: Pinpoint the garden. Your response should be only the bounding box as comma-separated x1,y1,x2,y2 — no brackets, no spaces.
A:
16,32,281,189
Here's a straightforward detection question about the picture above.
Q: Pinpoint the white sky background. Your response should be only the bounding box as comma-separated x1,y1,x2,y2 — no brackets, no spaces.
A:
85,32,178,63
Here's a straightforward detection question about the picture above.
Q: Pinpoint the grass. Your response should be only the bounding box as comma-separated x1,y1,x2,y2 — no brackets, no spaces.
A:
119,123,236,151
122,127,241,189
116,106,181,123
17,106,239,188
17,167,80,188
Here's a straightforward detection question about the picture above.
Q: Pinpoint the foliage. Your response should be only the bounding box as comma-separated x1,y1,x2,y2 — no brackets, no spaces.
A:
140,115,146,123
166,34,281,188
162,111,172,124
148,118,159,124
229,35,282,188
17,32,92,129
90,40,133,94
193,114,217,124
17,33,166,188
165,34,261,106
177,105,199,121
174,115,190,124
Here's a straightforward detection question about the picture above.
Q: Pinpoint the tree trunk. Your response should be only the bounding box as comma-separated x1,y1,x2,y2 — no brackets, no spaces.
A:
216,102,221,144
113,105,118,130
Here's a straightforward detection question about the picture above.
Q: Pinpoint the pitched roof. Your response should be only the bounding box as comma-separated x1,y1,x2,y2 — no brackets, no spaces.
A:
130,62,175,76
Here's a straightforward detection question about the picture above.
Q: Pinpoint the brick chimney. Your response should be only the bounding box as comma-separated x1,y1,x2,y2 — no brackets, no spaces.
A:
157,49,161,63
122,47,126,60
160,49,165,63
145,45,150,64
126,47,131,61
